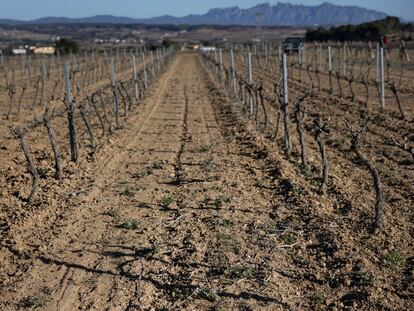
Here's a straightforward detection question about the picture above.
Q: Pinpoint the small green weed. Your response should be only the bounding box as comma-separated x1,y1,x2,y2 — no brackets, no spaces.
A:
199,158,216,172
254,179,265,188
195,144,214,153
132,167,153,179
37,167,50,179
118,219,139,230
385,252,407,269
19,294,49,309
198,286,217,302
216,233,240,255
219,218,235,228
120,186,134,197
308,291,326,304
202,195,211,205
281,232,298,244
152,161,165,169
214,195,231,209
211,184,223,191
350,270,374,287
103,209,121,222
160,195,174,208
227,264,254,280
207,174,221,181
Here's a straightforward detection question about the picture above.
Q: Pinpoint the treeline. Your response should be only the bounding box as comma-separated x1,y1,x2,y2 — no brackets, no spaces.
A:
306,17,414,42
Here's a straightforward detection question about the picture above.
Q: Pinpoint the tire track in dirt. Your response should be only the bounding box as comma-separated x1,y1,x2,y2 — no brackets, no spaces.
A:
52,70,185,310
115,56,302,310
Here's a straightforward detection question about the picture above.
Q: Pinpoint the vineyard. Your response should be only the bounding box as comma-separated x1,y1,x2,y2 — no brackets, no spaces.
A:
0,42,413,310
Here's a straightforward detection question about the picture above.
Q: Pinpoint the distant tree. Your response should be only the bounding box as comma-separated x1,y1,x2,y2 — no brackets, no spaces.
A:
305,17,411,42
162,39,180,50
146,43,157,51
56,38,80,54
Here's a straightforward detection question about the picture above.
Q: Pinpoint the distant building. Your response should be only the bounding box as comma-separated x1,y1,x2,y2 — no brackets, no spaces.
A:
12,48,27,55
183,44,200,51
49,35,61,42
31,46,56,55
199,46,216,52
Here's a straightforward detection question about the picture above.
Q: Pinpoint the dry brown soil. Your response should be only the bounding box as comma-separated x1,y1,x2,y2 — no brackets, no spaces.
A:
0,53,412,310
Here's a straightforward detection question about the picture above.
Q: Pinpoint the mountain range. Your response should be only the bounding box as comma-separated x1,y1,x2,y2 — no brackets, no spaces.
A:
0,2,389,27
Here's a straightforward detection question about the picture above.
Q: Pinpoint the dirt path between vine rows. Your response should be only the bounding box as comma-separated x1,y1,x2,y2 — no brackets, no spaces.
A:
0,53,304,310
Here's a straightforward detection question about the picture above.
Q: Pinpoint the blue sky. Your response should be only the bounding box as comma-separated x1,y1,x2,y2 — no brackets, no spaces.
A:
2,1,413,21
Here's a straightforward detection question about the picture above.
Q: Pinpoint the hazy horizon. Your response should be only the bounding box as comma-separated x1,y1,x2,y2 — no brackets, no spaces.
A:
2,1,413,21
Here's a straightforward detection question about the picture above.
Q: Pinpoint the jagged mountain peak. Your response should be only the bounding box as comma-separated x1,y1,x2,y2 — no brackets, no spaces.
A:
0,2,389,26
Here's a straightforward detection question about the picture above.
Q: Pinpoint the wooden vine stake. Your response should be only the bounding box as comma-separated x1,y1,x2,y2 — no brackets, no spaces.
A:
16,82,27,117
390,82,405,120
9,126,39,202
376,43,380,83
99,90,113,134
150,51,156,79
282,53,291,155
400,40,410,62
132,54,139,100
6,83,16,120
314,116,330,195
90,94,106,137
294,89,311,170
298,46,303,83
214,49,218,76
111,58,120,128
345,119,383,231
79,103,97,153
380,47,385,111
64,61,78,162
258,80,268,130
141,51,148,91
335,71,343,98
40,60,47,107
230,48,237,97
248,52,254,115
43,108,63,179
328,46,333,95
219,48,224,83
342,43,347,76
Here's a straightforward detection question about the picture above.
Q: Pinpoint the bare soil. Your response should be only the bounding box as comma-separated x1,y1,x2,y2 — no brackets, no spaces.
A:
0,53,413,310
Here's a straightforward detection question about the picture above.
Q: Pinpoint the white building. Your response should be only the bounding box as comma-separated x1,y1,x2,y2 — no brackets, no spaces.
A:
199,46,216,52
32,46,56,55
12,48,27,55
